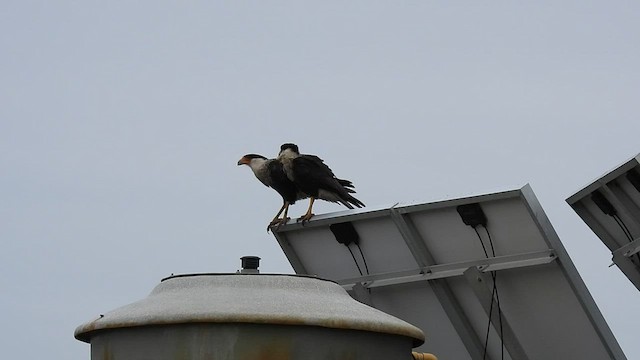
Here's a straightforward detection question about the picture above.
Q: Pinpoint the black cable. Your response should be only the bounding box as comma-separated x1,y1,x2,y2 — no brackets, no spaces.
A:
347,246,364,276
474,227,490,258
355,243,370,275
485,226,497,258
473,227,494,360
491,280,505,360
474,226,505,360
612,214,640,265
484,226,504,360
482,287,495,360
613,214,634,242
482,283,504,360
590,192,640,266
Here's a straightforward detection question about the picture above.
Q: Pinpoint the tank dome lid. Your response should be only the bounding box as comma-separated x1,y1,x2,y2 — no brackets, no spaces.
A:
74,274,424,346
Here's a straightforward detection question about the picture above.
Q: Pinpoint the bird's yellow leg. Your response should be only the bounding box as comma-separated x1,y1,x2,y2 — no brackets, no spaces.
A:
298,197,315,223
281,203,290,223
270,202,287,224
268,201,290,231
273,203,291,230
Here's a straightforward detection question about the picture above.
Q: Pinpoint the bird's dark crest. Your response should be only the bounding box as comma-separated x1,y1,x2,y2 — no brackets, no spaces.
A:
280,143,299,154
243,154,268,160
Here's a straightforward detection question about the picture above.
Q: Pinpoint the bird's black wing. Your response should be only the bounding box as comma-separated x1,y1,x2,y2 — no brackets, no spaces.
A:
291,155,333,195
292,155,364,208
267,159,300,204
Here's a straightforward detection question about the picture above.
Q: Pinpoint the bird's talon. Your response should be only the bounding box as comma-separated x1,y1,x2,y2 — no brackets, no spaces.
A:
268,217,290,232
297,213,314,224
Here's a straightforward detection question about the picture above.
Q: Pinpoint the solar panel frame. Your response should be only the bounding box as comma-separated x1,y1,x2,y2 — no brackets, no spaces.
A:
567,154,640,292
274,184,626,359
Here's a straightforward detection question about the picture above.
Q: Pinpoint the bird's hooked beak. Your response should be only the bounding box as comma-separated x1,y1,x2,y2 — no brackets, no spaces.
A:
237,156,249,166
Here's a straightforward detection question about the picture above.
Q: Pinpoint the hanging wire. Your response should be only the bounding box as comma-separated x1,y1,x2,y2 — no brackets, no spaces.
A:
347,246,364,276
483,284,496,360
474,226,505,360
474,227,490,258
355,243,370,275
613,214,634,242
484,226,504,360
612,214,640,265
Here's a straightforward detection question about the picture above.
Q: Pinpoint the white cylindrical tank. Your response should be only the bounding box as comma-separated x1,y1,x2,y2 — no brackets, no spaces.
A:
75,273,425,360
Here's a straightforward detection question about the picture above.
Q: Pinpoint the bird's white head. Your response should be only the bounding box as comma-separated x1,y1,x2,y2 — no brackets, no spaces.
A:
237,154,268,172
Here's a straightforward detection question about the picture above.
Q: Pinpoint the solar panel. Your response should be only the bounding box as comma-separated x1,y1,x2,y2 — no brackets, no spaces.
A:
567,154,640,292
273,185,625,360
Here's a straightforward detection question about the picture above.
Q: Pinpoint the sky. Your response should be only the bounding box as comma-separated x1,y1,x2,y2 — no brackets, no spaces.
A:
1,1,639,359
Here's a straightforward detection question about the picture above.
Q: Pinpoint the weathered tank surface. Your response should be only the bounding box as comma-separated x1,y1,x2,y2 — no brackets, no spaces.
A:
75,273,425,360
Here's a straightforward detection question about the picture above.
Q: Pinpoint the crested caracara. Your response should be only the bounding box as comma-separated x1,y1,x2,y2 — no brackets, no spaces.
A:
277,143,364,223
237,154,307,230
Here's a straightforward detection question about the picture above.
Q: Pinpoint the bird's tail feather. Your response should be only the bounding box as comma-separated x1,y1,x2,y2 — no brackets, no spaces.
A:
338,179,358,194
339,201,355,209
342,193,364,208
338,178,355,189
335,178,364,208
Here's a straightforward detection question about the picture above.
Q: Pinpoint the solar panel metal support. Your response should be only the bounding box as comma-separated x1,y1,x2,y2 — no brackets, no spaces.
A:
390,208,486,360
273,232,309,274
571,202,621,251
612,238,640,291
336,250,556,289
528,185,628,360
428,279,486,360
463,266,531,360
390,208,434,267
614,237,640,258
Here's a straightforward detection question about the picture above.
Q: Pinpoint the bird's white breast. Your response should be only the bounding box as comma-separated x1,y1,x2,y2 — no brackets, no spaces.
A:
277,150,297,181
248,158,272,186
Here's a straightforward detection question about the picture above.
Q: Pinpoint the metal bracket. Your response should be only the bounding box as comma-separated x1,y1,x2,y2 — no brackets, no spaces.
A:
348,282,373,306
614,237,640,258
338,250,556,289
612,237,640,291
